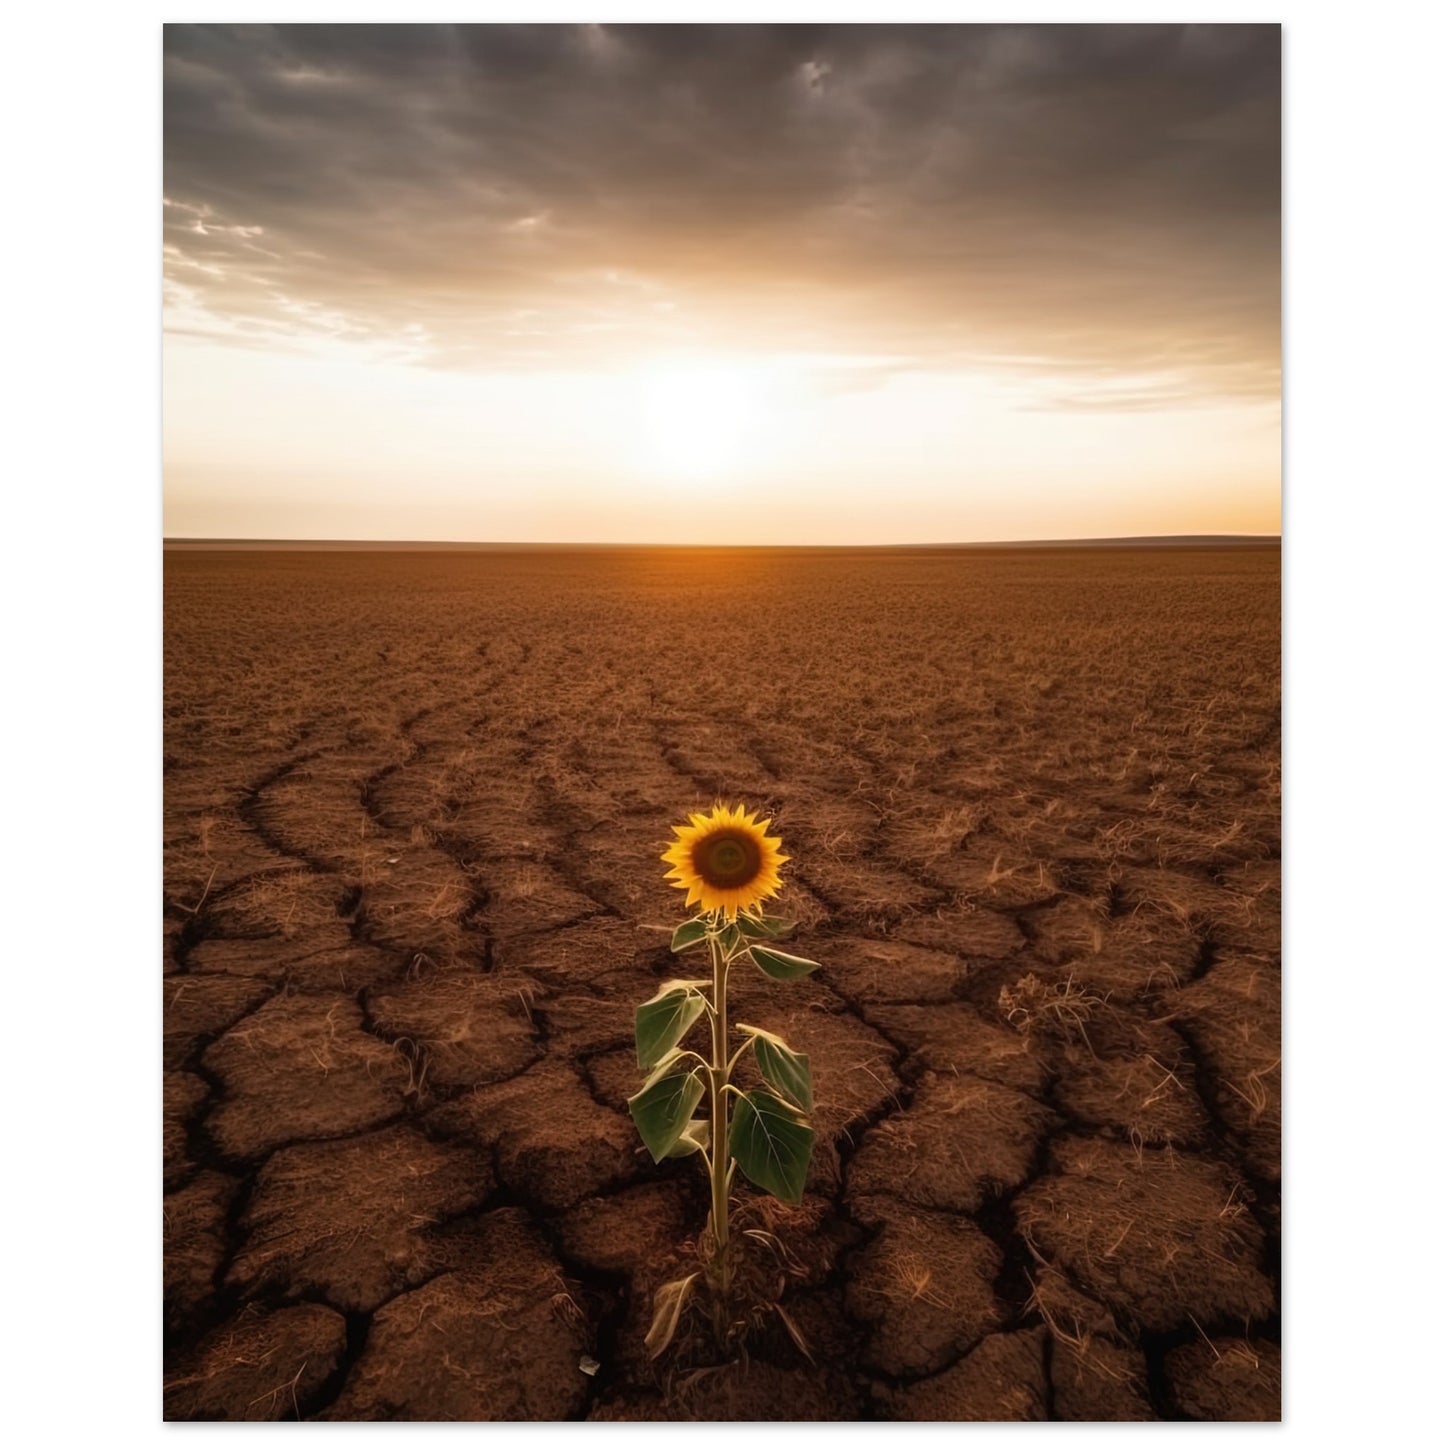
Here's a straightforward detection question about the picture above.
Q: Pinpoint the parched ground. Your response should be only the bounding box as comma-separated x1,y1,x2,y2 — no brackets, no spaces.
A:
163,545,1281,1421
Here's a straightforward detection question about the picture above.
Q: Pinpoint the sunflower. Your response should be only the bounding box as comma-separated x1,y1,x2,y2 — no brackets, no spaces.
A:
661,802,789,921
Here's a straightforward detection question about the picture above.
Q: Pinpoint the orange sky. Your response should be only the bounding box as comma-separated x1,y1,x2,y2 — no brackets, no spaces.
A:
163,23,1280,543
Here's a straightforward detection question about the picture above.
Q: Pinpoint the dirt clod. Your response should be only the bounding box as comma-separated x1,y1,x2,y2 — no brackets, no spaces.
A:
882,1327,1050,1421
164,1170,239,1333
164,1302,348,1421
1014,1137,1274,1332
324,1209,591,1420
202,992,412,1159
428,1059,642,1210
849,1071,1055,1214
228,1124,495,1312
1165,1336,1282,1421
846,1198,1002,1375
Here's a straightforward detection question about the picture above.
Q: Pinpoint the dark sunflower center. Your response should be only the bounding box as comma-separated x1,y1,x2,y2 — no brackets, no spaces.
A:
692,828,763,889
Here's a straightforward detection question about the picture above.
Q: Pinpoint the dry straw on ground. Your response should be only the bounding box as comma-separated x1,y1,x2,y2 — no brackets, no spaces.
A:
164,546,1280,1420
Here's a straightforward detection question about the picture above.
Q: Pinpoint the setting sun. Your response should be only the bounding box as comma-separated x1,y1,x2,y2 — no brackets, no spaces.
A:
634,359,771,485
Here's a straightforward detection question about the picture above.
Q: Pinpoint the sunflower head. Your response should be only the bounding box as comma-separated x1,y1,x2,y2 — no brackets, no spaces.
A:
661,802,788,922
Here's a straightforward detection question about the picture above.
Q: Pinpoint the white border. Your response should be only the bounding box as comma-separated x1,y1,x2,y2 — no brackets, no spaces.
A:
6,3,1444,1438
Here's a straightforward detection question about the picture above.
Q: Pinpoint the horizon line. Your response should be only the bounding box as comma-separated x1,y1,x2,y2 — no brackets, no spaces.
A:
164,533,1282,552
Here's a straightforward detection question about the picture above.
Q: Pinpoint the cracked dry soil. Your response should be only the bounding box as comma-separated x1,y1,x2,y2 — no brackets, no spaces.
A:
163,545,1281,1421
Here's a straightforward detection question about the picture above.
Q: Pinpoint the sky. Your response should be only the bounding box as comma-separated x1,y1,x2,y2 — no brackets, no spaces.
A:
163,22,1281,544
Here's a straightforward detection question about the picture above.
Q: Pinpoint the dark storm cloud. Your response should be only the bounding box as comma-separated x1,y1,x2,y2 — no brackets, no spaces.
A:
163,23,1280,399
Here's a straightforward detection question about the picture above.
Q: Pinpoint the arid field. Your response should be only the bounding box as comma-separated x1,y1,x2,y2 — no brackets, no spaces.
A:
163,544,1281,1421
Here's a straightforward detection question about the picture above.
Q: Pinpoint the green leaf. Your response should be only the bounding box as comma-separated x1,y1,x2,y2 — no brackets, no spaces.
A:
645,1273,699,1358
670,918,710,952
629,1067,705,1162
735,1022,785,1046
728,1089,815,1205
751,1033,814,1113
662,1118,709,1159
749,945,821,982
737,913,794,941
735,1022,810,1111
716,923,742,956
634,982,708,1070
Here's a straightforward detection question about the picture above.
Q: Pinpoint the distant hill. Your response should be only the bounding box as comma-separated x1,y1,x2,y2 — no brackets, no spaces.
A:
163,534,1281,553
919,535,1280,550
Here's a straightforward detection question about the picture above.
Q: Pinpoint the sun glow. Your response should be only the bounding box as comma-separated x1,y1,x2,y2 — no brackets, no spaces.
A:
634,358,771,484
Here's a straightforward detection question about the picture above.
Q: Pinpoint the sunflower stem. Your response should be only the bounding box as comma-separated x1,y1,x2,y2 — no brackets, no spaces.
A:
706,920,733,1339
